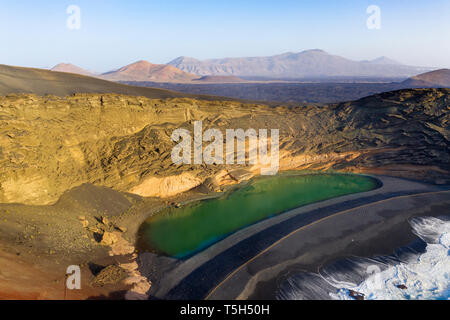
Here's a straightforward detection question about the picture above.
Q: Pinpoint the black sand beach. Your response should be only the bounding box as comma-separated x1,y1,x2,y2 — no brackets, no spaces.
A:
138,176,450,300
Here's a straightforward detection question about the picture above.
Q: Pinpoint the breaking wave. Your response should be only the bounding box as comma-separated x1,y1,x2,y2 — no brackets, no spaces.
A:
276,216,450,300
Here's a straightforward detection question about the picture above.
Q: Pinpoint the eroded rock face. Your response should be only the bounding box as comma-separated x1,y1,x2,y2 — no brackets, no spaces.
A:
128,172,202,198
0,89,449,205
100,232,118,246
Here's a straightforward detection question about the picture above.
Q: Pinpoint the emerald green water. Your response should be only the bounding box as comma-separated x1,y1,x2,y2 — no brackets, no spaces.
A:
139,173,379,258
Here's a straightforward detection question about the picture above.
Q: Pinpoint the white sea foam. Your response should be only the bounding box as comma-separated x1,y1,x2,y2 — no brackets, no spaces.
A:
277,216,450,300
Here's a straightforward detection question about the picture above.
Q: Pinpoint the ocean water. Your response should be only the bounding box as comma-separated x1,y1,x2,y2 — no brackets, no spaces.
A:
276,216,450,300
138,173,378,258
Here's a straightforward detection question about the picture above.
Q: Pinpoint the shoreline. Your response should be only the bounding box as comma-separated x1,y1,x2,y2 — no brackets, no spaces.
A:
213,191,450,300
275,215,450,300
138,175,450,300
0,173,448,300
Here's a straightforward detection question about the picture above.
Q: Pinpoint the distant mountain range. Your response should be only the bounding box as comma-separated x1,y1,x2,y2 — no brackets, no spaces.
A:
50,63,96,77
48,50,437,83
360,56,402,65
168,50,432,79
101,60,197,82
51,60,196,83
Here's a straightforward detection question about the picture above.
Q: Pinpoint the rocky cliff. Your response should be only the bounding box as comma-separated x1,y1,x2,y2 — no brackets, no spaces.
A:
0,88,448,205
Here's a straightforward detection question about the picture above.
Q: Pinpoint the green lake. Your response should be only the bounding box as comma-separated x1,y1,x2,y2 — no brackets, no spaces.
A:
138,173,379,258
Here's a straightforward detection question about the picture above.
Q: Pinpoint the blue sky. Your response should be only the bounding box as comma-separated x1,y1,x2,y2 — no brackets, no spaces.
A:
1,0,449,72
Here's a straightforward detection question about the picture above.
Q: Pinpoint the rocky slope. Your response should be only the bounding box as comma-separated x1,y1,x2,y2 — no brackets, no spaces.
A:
0,88,448,206
0,64,218,100
402,69,450,87
192,75,245,83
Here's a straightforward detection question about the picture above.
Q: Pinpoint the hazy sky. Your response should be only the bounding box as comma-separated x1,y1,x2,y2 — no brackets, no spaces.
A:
1,0,449,72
